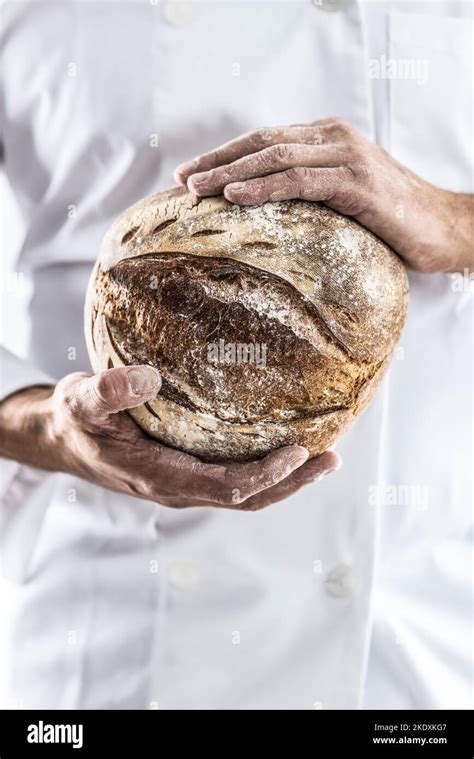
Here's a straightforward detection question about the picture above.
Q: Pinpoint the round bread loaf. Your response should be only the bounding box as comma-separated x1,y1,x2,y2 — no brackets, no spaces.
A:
84,186,408,462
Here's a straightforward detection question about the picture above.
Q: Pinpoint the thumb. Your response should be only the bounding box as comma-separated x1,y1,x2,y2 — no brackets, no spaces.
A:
78,365,162,419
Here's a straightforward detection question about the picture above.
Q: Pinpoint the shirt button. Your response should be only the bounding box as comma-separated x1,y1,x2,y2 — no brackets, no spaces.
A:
162,1,199,26
312,0,354,11
168,560,200,591
325,563,356,599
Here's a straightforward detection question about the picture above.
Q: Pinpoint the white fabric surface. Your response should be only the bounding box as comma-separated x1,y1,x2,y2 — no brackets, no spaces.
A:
0,0,472,709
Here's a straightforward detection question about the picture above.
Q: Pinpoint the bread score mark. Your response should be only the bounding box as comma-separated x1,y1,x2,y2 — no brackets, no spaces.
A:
95,252,384,425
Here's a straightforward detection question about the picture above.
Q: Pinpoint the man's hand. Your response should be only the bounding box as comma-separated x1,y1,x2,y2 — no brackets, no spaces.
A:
0,365,340,511
175,118,473,274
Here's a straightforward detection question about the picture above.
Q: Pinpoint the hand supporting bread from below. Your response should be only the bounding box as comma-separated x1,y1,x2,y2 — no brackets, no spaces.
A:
175,118,474,275
0,365,340,511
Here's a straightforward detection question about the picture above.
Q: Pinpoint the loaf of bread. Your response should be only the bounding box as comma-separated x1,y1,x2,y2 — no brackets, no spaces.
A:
84,186,408,462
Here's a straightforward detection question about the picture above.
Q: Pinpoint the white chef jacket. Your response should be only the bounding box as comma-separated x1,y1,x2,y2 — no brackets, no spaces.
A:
0,0,472,710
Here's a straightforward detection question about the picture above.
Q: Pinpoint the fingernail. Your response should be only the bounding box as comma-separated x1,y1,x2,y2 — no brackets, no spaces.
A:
227,182,245,191
322,452,342,473
315,460,342,481
285,446,309,470
173,170,187,185
127,366,161,395
175,158,198,176
188,171,209,188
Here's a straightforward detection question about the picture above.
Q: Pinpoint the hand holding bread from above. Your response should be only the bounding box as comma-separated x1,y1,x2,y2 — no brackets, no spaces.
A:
85,186,409,463
175,118,474,275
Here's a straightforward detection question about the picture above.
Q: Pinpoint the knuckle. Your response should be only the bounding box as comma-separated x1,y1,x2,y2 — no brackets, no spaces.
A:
268,143,292,163
253,127,277,148
253,147,275,169
356,160,374,186
334,165,356,186
331,180,367,216
59,388,82,421
333,118,354,137
194,167,216,185
54,373,86,410
346,159,374,188
95,372,112,396
285,166,307,185
53,378,69,405
343,141,362,161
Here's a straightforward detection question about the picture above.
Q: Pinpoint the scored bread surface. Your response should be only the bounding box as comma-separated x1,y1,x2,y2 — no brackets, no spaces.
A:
85,186,408,462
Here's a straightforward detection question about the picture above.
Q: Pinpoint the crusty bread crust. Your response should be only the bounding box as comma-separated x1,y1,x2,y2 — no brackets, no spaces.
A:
85,186,408,462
